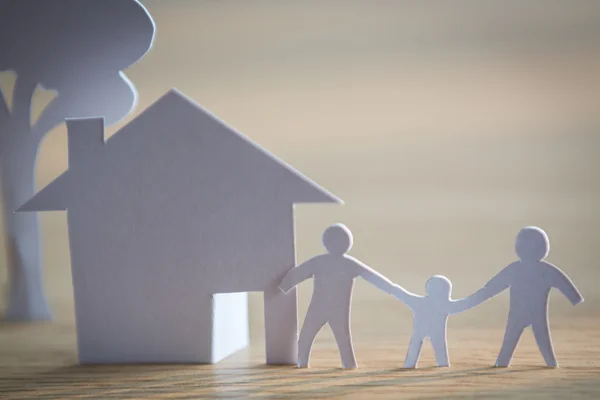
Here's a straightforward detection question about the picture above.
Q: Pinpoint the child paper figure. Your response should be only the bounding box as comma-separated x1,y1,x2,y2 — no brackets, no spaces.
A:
391,275,486,368
278,223,397,369
474,226,584,367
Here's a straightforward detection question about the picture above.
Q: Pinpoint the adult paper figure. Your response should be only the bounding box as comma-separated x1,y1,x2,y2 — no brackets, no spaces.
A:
476,226,584,367
391,276,486,368
279,223,396,369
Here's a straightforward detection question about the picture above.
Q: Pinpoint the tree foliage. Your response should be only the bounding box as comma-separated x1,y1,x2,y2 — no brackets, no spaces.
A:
0,0,155,139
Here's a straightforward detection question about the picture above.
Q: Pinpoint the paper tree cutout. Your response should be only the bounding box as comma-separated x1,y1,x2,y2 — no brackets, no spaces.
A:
390,276,486,368
0,0,155,321
279,223,397,369
18,89,341,364
474,226,584,367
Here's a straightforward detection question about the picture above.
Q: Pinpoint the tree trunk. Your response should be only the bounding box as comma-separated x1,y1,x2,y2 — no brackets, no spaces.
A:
1,135,51,321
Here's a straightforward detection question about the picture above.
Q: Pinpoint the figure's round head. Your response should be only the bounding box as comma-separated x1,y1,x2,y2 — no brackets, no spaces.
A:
425,275,452,299
515,226,549,262
322,223,353,255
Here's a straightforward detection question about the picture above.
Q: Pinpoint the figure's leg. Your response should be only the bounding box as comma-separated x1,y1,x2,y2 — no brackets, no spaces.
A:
532,315,557,367
403,333,424,369
431,335,450,367
298,304,327,368
330,313,357,369
496,318,527,367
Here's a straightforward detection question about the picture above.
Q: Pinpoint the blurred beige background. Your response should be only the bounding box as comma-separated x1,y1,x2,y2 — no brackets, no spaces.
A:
1,0,599,359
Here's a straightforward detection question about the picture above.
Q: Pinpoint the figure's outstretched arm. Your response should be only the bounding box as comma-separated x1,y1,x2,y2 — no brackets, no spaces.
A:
448,264,517,314
349,257,397,295
278,258,319,293
448,288,490,314
546,262,584,306
349,257,420,307
390,283,421,308
475,262,517,302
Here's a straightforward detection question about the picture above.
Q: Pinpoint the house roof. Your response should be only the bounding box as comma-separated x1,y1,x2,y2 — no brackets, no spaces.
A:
19,89,342,212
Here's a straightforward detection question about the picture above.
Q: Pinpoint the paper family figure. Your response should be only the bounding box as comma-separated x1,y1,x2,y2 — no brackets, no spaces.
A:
474,226,584,367
390,276,486,368
279,223,397,369
18,89,342,364
0,0,155,321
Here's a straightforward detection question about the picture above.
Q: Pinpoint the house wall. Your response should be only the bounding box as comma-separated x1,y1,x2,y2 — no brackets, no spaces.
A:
67,205,216,363
66,186,297,363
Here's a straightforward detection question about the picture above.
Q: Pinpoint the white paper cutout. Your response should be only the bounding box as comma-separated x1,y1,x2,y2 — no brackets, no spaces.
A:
472,226,584,368
18,89,341,364
0,0,155,321
390,276,487,368
279,223,397,369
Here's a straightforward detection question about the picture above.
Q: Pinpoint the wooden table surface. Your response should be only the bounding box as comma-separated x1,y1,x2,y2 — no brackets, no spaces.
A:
1,312,599,399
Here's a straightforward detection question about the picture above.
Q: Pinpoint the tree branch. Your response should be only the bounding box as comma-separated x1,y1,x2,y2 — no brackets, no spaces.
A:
0,89,8,151
0,89,8,124
0,75,39,158
30,94,70,145
11,75,37,132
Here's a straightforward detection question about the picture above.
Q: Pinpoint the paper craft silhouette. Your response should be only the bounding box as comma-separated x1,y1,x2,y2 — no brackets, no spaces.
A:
475,226,584,367
279,223,397,369
18,89,341,364
391,276,486,368
0,0,155,321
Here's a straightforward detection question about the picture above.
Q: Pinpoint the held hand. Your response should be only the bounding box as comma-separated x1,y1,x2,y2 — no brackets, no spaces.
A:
468,287,491,307
471,284,499,305
277,260,317,294
572,294,584,306
278,276,292,294
449,287,493,314
390,284,417,304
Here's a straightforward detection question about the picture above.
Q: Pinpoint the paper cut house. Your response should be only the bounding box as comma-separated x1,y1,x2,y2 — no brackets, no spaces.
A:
19,89,341,364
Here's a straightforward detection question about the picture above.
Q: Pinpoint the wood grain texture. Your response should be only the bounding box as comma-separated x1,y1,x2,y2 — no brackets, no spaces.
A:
0,315,599,399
